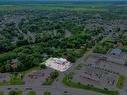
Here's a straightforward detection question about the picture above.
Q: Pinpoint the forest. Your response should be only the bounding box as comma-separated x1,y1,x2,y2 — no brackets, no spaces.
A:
0,1,127,72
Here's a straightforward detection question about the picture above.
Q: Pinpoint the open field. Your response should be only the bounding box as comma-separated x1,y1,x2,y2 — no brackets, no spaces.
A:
0,4,107,12
116,75,125,89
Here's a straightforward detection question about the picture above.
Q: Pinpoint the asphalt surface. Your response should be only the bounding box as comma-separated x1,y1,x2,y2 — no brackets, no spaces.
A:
0,51,104,95
0,32,123,95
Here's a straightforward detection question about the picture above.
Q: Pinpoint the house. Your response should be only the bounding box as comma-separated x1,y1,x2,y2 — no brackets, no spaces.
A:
44,57,71,72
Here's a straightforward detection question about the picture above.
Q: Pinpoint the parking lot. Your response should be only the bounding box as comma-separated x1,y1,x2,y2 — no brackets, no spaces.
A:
23,68,52,86
0,73,10,83
73,64,119,90
0,52,127,95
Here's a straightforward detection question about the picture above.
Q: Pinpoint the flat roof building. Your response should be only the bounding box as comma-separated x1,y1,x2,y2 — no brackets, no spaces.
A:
107,48,127,65
44,57,71,72
110,48,122,56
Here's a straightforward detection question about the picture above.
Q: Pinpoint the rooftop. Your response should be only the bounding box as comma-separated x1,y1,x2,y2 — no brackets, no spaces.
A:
44,57,71,72
110,48,122,56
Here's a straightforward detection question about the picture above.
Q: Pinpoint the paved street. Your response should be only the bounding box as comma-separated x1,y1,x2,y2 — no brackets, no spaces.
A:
0,50,105,95
0,32,124,95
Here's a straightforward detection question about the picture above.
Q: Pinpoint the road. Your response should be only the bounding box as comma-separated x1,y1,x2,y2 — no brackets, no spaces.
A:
0,33,111,95
0,49,104,95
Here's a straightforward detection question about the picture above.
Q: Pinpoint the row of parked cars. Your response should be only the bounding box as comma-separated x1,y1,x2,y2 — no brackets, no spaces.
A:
7,87,32,91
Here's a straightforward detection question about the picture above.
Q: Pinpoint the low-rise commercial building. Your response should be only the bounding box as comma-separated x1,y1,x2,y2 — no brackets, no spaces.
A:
44,57,71,72
107,48,127,65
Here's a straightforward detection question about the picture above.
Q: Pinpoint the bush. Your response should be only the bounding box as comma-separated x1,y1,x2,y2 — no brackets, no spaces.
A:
116,75,125,89
27,91,36,95
43,91,51,95
9,91,22,95
40,64,46,69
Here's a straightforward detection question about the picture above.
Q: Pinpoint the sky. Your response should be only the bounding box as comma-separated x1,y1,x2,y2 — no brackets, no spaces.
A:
1,0,127,1
0,0,127,3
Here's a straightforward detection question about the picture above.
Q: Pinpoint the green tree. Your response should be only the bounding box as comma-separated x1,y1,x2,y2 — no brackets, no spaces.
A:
43,91,51,95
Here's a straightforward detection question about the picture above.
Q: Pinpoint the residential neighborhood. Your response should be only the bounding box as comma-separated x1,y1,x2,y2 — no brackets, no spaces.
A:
0,0,127,95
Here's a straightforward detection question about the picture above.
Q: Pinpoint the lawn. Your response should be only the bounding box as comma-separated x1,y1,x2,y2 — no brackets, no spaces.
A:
43,71,59,85
43,78,54,85
27,91,36,95
116,75,125,89
84,53,92,62
0,73,25,86
22,66,40,74
0,66,41,86
43,91,51,95
0,4,107,12
0,91,3,95
74,64,82,70
9,91,22,95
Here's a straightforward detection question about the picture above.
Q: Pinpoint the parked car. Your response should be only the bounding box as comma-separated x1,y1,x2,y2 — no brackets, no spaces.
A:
25,87,32,90
7,88,11,90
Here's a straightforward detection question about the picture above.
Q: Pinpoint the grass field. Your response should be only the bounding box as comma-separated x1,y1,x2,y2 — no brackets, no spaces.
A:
0,91,3,95
9,91,22,95
0,73,24,86
43,91,51,95
84,53,92,62
0,4,107,12
116,75,125,89
22,66,40,74
27,91,36,95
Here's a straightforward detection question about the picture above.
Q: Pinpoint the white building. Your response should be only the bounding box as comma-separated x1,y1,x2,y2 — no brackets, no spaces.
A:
44,57,71,72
